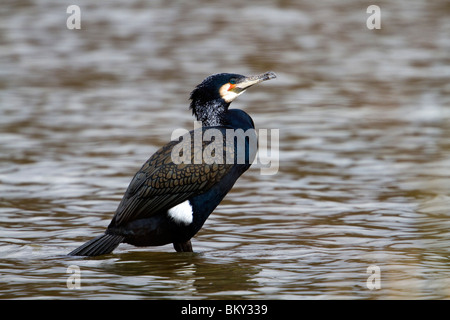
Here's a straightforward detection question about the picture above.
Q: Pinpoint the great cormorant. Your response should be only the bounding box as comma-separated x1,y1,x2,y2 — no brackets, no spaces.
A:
68,71,276,256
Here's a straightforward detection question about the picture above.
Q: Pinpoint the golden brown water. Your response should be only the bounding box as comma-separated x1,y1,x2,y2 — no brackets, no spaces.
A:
1,0,449,299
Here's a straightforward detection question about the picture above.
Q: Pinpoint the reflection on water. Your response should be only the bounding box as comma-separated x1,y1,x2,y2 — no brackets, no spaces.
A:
1,0,449,299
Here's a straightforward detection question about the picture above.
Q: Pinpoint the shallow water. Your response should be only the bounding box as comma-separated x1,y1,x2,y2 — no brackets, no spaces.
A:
1,0,450,299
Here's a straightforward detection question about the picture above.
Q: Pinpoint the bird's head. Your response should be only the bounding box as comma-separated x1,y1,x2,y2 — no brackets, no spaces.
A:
190,71,276,126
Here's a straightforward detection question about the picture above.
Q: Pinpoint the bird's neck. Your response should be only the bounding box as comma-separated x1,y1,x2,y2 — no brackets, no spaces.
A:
192,99,230,127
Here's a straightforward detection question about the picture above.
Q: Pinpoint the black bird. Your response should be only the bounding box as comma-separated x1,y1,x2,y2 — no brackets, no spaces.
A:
69,71,277,256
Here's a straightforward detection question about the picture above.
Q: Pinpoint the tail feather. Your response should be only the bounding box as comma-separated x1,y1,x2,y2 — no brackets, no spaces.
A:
68,234,124,256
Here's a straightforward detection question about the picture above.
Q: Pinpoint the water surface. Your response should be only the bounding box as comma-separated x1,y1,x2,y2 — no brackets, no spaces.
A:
1,0,449,299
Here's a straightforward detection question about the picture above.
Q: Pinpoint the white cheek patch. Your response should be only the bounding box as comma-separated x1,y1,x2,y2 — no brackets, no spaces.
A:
168,200,193,225
219,83,245,103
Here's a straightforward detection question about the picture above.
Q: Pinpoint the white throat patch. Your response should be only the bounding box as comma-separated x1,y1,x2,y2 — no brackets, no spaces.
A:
168,200,193,225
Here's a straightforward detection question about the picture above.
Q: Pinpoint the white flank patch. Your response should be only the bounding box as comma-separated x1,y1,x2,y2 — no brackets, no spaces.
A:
168,200,193,225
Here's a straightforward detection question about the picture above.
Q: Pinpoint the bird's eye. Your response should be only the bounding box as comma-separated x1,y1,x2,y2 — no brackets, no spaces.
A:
229,78,236,85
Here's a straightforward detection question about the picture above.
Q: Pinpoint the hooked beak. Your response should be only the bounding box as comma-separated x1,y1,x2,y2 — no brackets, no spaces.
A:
233,71,277,93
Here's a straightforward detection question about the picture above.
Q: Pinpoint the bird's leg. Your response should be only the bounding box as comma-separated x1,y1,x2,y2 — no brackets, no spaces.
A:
173,240,193,252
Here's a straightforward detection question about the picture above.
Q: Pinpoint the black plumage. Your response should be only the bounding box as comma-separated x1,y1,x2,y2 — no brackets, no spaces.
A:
69,71,276,256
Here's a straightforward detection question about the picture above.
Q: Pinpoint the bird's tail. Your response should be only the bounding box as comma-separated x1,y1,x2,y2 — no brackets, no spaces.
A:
68,234,124,256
